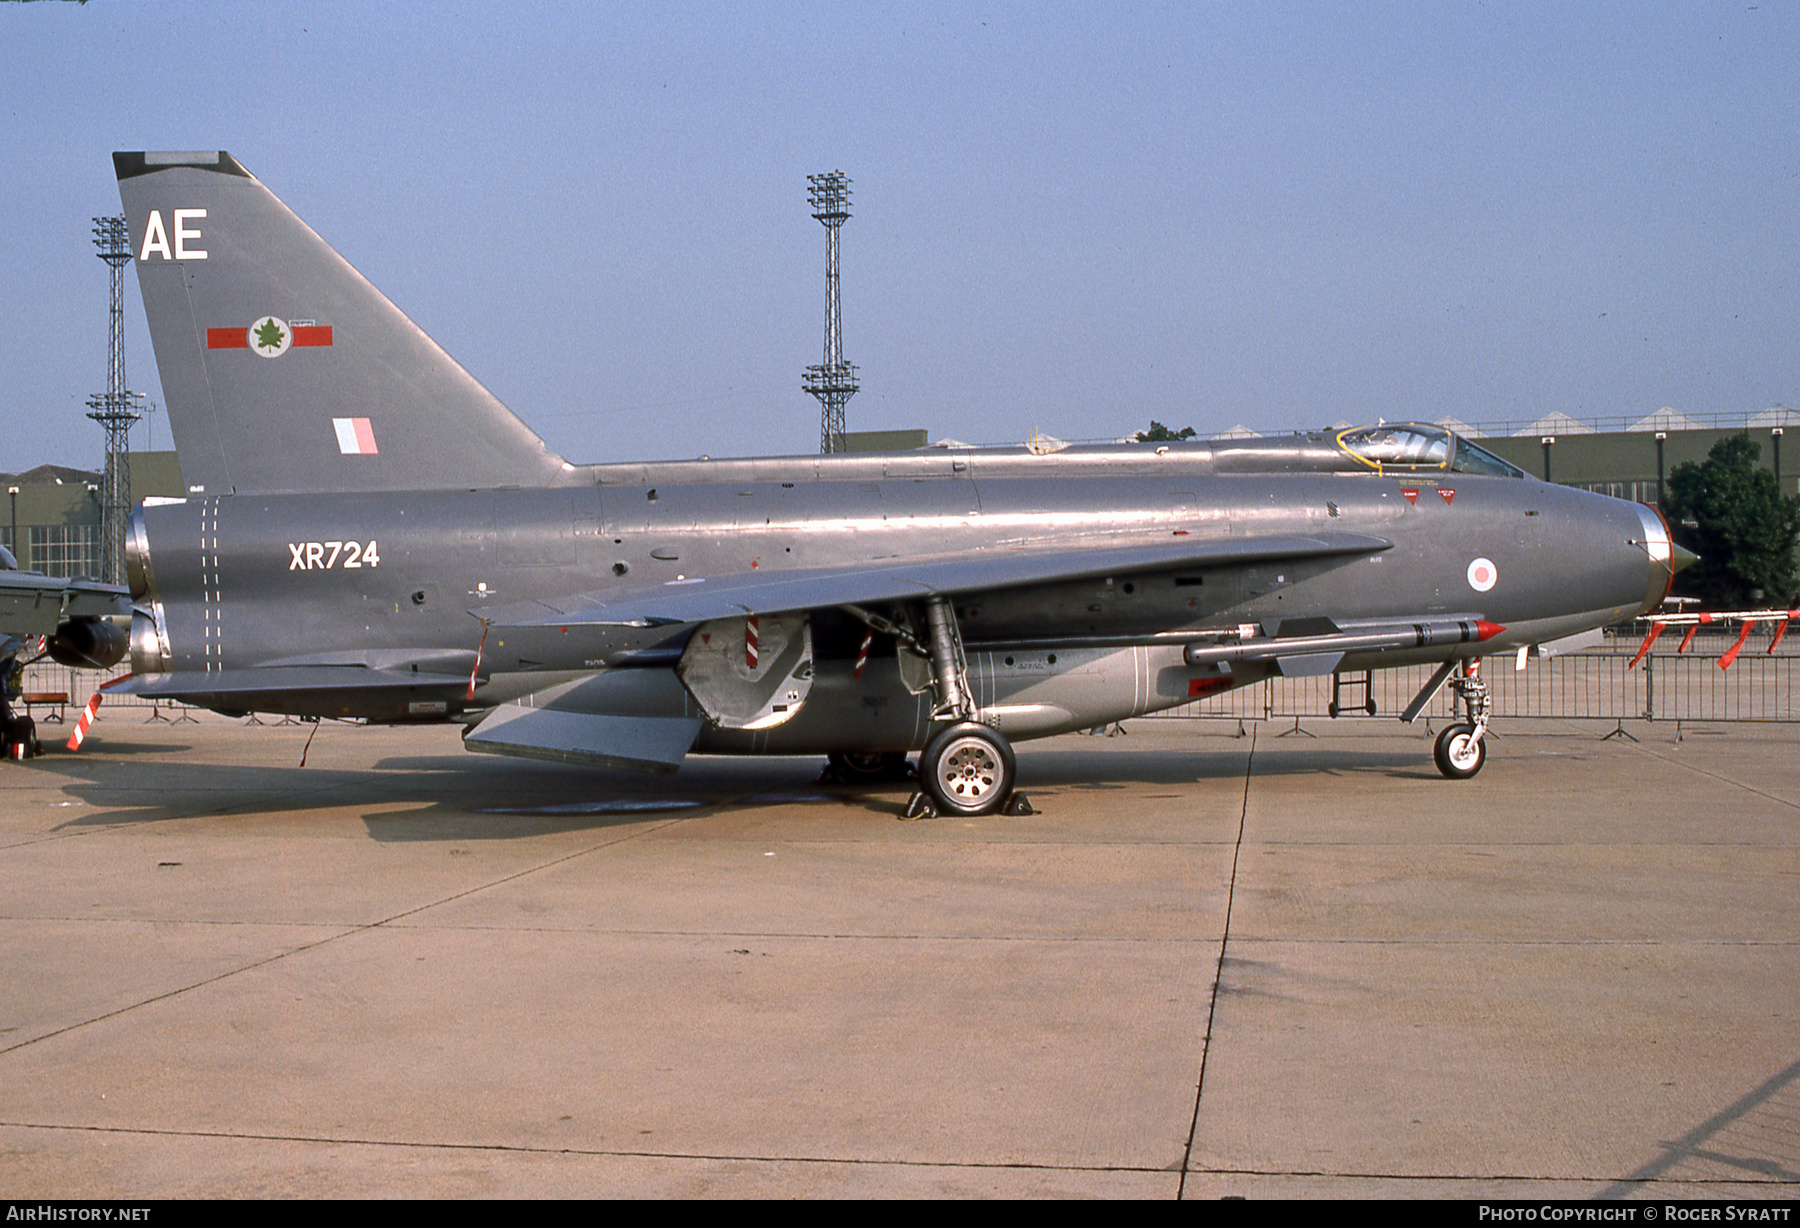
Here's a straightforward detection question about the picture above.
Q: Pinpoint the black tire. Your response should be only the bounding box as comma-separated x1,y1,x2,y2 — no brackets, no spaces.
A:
1433,722,1486,779
921,722,1016,817
827,750,910,782
2,714,33,761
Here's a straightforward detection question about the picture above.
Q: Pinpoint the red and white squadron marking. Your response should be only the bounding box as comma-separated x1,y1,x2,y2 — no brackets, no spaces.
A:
332,417,379,455
206,319,333,353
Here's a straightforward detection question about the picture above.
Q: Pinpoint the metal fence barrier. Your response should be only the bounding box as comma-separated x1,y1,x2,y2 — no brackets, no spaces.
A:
1146,627,1800,726
10,662,202,731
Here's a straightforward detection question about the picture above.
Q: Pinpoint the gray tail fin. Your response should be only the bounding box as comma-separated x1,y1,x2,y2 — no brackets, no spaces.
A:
114,152,570,495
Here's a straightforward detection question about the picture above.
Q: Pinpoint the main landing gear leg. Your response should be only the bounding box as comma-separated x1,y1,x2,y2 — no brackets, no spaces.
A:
1433,658,1491,780
905,596,1024,818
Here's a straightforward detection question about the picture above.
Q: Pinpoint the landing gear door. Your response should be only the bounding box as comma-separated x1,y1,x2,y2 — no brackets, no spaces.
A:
677,614,814,730
897,643,934,696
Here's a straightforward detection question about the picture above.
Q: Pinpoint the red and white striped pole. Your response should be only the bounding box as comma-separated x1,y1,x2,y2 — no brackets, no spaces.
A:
65,693,102,752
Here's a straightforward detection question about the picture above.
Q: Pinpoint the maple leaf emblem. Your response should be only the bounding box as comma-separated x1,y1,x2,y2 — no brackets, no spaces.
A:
253,317,287,351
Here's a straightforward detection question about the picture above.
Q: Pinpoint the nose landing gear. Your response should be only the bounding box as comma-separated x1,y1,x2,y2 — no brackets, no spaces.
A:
1433,659,1491,780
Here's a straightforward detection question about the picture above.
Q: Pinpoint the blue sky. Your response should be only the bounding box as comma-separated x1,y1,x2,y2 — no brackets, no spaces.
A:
3,1,1797,468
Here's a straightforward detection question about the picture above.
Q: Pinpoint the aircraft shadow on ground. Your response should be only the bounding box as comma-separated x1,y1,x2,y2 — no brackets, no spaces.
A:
1018,744,1438,783
35,738,196,757
29,740,1455,841
29,750,892,839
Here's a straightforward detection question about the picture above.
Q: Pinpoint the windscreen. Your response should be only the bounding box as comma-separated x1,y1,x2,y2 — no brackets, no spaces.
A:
1448,437,1525,478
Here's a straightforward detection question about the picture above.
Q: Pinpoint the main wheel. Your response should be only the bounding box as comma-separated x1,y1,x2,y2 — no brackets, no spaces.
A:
1433,723,1486,779
921,722,1016,816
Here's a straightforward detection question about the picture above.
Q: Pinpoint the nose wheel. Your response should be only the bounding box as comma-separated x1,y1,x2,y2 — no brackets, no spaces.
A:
1432,659,1491,780
1433,723,1486,778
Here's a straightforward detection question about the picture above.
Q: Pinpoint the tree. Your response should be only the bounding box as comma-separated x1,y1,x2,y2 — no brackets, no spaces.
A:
1134,421,1196,443
1663,433,1800,607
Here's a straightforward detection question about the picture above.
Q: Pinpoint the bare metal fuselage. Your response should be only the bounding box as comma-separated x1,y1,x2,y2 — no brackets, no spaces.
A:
127,442,1667,756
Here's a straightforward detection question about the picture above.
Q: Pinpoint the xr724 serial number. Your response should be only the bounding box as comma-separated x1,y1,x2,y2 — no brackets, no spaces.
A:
288,540,381,570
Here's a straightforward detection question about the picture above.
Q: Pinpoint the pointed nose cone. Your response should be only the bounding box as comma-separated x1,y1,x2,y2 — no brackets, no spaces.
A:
1672,543,1700,575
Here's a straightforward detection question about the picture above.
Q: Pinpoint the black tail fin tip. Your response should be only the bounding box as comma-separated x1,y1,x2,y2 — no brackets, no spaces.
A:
116,150,570,496
114,151,252,181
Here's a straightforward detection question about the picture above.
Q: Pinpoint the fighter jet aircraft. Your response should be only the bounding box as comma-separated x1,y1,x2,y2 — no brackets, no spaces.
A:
109,151,1689,813
0,548,128,757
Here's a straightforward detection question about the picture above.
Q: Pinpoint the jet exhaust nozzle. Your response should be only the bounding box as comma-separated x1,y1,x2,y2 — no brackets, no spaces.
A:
129,606,168,674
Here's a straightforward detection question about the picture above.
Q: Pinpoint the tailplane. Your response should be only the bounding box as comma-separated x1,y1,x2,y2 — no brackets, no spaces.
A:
115,152,569,494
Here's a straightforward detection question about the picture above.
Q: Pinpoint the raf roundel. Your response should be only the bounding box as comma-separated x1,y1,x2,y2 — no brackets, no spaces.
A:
1467,557,1498,592
248,315,291,358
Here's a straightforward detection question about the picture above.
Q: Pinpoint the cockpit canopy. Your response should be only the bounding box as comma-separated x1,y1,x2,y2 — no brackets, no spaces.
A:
1335,424,1524,478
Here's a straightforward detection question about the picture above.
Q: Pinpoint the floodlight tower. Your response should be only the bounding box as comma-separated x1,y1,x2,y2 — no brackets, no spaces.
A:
87,214,139,585
802,171,858,454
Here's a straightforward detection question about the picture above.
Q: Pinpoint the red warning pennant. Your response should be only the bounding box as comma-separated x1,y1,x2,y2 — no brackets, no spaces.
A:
1438,487,1457,505
1401,488,1419,506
